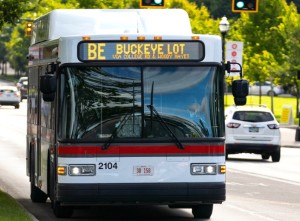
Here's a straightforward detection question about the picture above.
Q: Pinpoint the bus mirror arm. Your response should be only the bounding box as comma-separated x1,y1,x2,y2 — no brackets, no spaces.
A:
225,61,243,79
226,62,249,106
223,61,231,74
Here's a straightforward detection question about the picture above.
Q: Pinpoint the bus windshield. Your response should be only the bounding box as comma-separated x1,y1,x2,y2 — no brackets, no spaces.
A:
58,65,223,140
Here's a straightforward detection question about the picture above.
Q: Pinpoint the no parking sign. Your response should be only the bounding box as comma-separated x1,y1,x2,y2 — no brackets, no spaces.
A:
225,41,243,76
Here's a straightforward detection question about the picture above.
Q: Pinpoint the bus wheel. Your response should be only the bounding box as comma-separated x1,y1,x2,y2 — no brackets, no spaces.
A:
192,204,213,219
52,201,73,218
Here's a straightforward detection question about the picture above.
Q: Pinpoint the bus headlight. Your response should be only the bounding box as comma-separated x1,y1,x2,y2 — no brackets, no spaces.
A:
69,165,96,176
190,164,217,175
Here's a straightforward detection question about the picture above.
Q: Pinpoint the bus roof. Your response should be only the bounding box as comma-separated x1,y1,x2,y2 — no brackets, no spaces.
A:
31,9,193,45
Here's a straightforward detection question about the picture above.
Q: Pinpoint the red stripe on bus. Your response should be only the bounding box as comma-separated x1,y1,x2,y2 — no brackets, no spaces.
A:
58,144,224,156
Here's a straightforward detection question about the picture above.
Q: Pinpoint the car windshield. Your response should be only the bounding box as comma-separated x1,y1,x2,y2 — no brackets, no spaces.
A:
57,65,223,140
232,111,274,122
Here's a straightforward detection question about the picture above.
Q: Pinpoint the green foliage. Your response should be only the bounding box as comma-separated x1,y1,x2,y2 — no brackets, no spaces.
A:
0,0,29,28
229,0,300,88
168,0,219,34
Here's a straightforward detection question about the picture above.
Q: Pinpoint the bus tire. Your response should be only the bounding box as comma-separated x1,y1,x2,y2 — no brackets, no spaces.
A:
52,201,73,218
192,204,213,219
30,146,48,203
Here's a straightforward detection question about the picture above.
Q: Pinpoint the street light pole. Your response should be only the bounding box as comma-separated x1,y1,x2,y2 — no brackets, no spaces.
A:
219,16,230,63
219,16,230,106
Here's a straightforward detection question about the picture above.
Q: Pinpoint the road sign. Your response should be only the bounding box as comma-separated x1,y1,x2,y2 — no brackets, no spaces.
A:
226,41,243,77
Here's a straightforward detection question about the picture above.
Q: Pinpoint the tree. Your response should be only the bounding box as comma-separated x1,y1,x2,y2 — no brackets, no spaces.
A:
4,0,78,75
192,0,238,18
0,0,30,29
168,0,219,34
230,0,293,85
275,1,300,106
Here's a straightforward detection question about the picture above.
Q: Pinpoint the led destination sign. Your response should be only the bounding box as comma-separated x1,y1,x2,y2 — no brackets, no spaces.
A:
78,41,205,62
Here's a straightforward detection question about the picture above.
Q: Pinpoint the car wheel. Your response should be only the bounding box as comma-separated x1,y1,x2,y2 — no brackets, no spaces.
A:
261,154,270,160
15,104,20,109
267,91,277,96
271,149,281,162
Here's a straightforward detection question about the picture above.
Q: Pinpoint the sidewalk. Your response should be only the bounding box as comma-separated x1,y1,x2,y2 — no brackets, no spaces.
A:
280,125,300,148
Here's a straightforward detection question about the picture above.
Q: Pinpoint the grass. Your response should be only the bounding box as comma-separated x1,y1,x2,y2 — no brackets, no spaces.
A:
0,191,33,221
225,94,299,125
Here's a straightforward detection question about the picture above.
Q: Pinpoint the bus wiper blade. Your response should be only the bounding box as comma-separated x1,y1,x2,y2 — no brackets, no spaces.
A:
147,104,184,150
102,114,130,150
102,133,115,150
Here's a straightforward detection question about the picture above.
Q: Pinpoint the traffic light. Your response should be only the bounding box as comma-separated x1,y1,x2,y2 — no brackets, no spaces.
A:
232,0,258,13
25,22,33,37
140,0,165,8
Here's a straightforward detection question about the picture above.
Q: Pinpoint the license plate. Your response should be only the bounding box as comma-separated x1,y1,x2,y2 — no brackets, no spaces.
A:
249,127,259,132
133,166,154,176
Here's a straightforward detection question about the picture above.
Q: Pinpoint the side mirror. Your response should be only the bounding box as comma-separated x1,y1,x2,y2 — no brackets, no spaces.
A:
40,74,56,94
232,79,249,105
40,74,56,102
42,93,55,102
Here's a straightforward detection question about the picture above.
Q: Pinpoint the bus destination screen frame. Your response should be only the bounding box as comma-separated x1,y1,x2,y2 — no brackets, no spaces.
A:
77,40,205,62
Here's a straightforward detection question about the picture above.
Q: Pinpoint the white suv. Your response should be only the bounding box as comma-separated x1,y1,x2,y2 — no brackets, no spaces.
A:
225,105,281,162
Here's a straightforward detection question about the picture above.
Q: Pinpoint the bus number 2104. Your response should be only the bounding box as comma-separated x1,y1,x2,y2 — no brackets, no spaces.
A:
98,162,118,170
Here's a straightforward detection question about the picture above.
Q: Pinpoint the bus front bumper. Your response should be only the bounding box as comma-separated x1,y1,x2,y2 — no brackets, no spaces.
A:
56,182,225,206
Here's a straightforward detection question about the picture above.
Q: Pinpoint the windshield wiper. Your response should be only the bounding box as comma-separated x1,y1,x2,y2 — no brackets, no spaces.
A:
147,81,183,149
102,114,130,150
147,81,184,149
147,104,184,150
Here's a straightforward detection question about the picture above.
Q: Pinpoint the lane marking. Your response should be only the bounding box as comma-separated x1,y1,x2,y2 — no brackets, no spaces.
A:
226,204,281,221
228,168,300,186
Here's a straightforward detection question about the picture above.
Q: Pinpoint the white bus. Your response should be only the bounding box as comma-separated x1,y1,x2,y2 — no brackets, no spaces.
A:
26,9,247,218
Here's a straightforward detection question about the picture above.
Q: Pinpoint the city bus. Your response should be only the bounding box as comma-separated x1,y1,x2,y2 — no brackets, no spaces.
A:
26,9,248,219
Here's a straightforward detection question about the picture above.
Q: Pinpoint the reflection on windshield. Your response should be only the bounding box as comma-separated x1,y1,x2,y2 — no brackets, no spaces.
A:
58,66,219,140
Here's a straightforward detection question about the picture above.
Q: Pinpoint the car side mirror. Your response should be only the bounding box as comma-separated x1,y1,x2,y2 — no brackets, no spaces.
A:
232,79,249,105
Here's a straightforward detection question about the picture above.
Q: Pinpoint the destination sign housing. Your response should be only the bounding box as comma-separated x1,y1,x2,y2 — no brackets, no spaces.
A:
77,40,205,62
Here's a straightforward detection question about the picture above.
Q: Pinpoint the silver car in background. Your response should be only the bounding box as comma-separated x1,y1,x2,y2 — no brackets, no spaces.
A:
0,85,21,109
248,81,284,96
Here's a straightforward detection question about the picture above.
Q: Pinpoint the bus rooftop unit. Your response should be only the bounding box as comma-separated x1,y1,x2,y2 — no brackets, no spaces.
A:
26,9,248,219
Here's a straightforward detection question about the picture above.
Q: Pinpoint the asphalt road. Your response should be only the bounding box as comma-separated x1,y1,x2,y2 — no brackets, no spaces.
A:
0,98,299,220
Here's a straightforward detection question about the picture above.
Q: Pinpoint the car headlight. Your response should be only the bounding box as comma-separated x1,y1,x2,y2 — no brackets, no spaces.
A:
69,165,96,176
190,164,217,175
